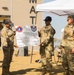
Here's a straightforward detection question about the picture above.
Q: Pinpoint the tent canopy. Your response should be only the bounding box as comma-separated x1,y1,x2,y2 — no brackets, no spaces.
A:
36,0,74,16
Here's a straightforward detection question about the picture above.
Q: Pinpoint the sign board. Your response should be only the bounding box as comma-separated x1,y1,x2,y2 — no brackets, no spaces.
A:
16,25,40,47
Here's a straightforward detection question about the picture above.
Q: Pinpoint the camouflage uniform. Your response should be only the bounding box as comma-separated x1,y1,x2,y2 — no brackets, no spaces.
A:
39,25,55,71
61,24,74,75
1,25,15,75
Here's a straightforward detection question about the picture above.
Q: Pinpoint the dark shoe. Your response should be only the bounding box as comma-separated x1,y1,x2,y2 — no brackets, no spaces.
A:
8,72,14,75
41,71,46,75
35,59,42,63
65,70,70,75
41,69,47,75
2,68,9,75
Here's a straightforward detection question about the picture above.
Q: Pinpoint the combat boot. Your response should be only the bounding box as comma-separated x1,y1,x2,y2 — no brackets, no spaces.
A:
2,67,11,75
46,63,52,71
41,68,47,75
6,68,14,75
64,70,70,75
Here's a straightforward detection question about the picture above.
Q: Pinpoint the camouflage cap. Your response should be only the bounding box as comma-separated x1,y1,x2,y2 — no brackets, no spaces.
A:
3,19,12,24
68,15,74,19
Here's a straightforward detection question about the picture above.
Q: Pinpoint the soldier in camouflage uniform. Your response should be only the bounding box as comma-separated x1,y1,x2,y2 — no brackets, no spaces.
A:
61,15,74,75
39,16,56,75
1,19,16,75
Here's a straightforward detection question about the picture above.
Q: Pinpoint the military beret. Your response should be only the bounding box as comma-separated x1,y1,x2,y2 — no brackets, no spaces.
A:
68,15,74,19
3,19,12,24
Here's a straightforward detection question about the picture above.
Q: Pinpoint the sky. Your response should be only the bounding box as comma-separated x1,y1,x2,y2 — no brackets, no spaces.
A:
43,0,67,39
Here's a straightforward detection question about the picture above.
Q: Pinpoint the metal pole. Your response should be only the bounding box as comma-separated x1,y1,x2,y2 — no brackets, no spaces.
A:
10,0,16,31
30,46,33,63
30,13,36,63
10,0,13,21
35,12,38,25
30,12,38,63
